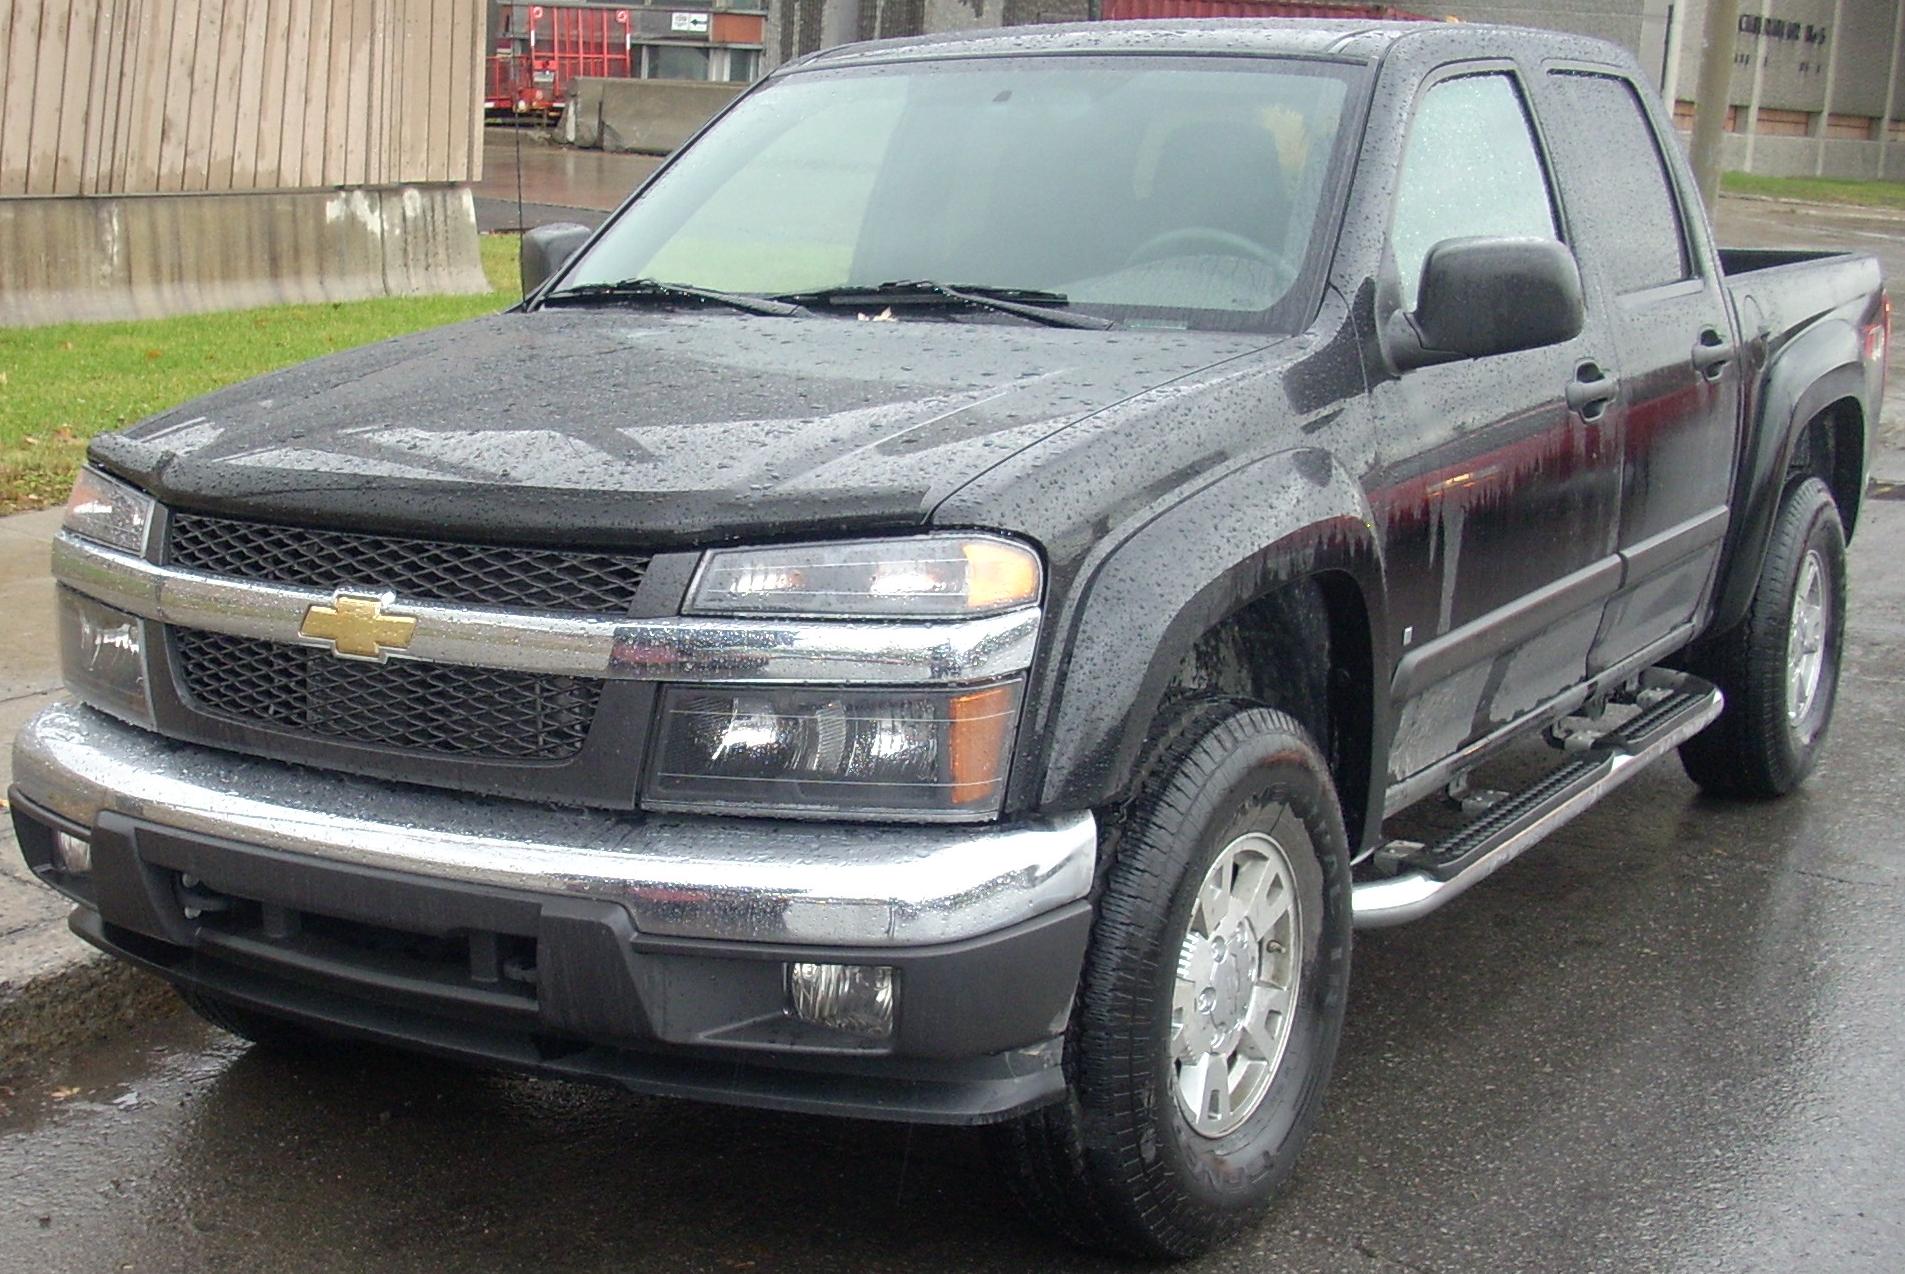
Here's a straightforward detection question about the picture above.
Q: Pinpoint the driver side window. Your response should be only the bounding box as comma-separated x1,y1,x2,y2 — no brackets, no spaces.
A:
1391,73,1559,309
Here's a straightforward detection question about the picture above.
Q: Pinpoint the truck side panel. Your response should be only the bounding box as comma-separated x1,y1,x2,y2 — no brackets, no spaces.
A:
1708,253,1882,634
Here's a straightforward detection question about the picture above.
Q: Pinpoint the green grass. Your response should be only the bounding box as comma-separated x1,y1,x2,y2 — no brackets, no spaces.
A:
1722,171,1905,211
0,234,521,515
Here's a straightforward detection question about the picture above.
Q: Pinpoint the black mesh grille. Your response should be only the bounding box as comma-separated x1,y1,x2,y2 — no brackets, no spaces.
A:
167,513,650,615
174,630,601,761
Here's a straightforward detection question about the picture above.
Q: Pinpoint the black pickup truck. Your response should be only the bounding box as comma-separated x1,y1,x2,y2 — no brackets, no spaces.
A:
12,18,1887,1259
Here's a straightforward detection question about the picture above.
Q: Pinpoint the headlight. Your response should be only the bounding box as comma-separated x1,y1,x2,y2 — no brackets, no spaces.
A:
643,680,1022,820
687,535,1041,618
57,587,155,727
63,467,155,555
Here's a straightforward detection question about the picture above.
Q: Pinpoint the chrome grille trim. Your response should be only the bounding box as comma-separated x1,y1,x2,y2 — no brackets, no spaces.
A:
53,532,1042,686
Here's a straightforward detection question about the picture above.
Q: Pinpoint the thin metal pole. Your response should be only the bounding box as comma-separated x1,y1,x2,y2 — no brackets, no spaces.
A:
1663,3,1687,109
1814,0,1844,176
1881,2,1905,180
1743,3,1771,174
1691,0,1743,208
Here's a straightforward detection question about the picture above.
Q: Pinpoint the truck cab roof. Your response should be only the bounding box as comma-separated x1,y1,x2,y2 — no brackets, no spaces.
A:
782,17,1635,74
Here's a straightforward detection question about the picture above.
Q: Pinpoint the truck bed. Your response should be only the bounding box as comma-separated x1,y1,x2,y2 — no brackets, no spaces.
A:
1719,246,1882,353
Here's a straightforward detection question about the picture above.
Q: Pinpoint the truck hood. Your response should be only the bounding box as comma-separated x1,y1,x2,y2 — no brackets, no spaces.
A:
93,309,1270,548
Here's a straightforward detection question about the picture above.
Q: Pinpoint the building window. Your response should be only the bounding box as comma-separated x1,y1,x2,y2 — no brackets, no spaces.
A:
644,44,713,80
721,48,760,83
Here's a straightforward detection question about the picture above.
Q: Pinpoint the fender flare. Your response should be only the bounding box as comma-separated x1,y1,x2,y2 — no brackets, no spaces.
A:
1027,448,1389,836
1710,318,1866,635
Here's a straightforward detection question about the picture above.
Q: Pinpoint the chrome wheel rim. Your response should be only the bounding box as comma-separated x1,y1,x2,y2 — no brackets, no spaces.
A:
1171,830,1303,1139
1786,549,1829,738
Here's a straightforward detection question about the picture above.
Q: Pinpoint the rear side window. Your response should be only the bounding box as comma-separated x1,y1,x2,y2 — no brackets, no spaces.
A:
1547,71,1691,293
1390,73,1559,309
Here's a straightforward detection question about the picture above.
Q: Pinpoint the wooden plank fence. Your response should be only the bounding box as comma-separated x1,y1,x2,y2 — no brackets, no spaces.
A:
0,0,484,198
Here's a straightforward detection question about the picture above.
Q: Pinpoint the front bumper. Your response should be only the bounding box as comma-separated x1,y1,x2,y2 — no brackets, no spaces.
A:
11,703,1098,1123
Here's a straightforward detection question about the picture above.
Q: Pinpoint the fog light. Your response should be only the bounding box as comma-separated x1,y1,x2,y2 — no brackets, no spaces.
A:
789,962,895,1038
53,830,91,876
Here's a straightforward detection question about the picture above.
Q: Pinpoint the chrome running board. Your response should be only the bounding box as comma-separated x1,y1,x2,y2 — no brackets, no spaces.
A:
1352,670,1723,929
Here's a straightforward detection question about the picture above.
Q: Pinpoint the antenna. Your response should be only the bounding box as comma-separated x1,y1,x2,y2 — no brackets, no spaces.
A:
514,104,527,301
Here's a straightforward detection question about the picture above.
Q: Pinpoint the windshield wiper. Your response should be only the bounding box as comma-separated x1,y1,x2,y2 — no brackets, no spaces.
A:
542,278,803,318
779,280,1114,330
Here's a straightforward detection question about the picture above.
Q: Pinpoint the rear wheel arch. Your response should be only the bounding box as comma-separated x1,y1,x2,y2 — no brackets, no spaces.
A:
1711,360,1867,633
1787,396,1865,539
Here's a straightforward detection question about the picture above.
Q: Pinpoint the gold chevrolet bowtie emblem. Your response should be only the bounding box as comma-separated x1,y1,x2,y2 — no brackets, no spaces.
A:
298,591,418,661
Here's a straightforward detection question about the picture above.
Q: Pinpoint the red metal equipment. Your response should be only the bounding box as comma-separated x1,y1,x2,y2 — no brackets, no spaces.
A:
1098,1,1434,19
486,4,636,119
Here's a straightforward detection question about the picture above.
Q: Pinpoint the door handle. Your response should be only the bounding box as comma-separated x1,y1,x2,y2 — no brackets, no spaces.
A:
1566,361,1619,421
1692,327,1735,380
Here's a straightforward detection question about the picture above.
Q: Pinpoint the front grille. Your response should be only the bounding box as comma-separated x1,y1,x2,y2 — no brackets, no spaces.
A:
175,630,601,761
167,512,651,615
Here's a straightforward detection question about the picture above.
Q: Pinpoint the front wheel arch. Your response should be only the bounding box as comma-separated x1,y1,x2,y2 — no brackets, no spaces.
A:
1020,449,1389,848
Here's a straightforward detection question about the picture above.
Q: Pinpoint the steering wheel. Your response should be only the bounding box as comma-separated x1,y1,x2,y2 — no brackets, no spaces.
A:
1125,226,1278,269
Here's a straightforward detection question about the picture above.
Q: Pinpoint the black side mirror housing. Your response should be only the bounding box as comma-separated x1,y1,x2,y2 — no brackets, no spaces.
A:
1386,237,1585,372
520,223,595,297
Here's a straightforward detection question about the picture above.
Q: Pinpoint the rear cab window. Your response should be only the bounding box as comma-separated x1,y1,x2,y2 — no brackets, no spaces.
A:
1542,70,1694,295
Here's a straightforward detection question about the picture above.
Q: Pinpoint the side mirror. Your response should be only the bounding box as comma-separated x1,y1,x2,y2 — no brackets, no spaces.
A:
520,223,594,296
1386,237,1584,372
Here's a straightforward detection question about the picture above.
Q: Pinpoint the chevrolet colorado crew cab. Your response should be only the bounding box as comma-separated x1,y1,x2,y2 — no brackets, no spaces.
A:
12,18,1886,1258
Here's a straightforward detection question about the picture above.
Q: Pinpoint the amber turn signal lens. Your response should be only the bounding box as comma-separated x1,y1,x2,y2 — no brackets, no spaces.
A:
962,540,1041,611
948,683,1017,805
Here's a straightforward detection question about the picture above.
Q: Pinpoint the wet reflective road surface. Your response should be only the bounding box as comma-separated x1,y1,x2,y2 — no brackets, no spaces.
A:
6,195,1905,1271
473,128,656,231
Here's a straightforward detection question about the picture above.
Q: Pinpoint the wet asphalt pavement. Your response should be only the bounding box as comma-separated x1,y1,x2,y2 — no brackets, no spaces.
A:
8,550,1905,1274
6,181,1905,1270
472,127,655,231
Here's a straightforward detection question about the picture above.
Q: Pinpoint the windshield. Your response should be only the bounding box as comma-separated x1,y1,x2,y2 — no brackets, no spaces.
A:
556,56,1361,331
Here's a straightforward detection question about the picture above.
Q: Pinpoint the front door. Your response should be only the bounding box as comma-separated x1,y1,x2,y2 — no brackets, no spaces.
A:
1368,66,1627,786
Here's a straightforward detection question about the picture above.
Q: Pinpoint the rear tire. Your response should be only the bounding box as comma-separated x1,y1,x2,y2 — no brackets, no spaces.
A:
992,702,1352,1259
1679,476,1846,798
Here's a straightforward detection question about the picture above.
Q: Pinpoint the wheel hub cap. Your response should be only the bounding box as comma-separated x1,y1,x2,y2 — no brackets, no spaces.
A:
1171,830,1303,1139
1787,548,1829,737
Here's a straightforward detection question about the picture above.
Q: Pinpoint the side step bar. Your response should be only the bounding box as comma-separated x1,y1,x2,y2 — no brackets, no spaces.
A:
1352,670,1723,929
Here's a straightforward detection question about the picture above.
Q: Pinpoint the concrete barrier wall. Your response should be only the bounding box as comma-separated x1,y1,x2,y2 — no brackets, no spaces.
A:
1717,133,1905,183
0,185,490,328
1670,128,1905,182
562,78,745,155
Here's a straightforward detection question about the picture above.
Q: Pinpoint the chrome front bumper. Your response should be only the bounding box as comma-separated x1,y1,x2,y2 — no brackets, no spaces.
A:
12,702,1098,948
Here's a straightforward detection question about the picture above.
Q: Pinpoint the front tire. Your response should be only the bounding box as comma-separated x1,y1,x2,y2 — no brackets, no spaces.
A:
1680,476,1847,798
179,988,332,1053
994,703,1352,1258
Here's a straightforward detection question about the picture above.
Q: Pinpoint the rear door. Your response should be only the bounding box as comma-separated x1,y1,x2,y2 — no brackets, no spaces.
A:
1371,65,1627,786
1538,66,1741,670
